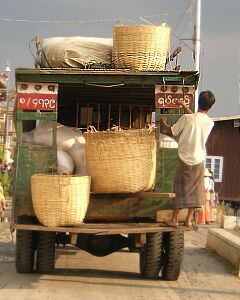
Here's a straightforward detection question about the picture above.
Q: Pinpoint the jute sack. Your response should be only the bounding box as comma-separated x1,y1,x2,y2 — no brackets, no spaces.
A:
84,127,156,193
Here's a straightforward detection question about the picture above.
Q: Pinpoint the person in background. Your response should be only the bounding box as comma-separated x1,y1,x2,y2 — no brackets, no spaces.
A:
209,171,217,222
0,159,4,173
198,168,215,224
0,159,8,174
0,182,6,222
160,90,216,227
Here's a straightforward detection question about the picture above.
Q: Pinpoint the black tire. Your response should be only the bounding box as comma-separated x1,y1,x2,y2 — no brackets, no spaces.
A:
16,230,35,273
162,231,184,281
36,231,56,274
140,232,163,279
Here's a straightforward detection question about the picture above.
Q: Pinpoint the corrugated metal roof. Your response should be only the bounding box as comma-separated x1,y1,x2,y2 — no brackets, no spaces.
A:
212,115,240,121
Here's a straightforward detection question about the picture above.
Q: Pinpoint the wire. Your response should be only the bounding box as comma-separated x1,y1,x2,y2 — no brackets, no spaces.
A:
200,50,204,90
0,8,193,25
170,0,194,53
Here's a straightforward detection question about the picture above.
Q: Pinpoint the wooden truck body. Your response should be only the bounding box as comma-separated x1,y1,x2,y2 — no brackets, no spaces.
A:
13,68,199,280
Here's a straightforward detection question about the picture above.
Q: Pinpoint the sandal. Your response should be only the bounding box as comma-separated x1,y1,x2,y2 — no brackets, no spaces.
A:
165,221,178,228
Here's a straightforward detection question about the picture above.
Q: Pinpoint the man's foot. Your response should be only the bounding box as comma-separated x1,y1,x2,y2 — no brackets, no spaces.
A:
165,221,178,228
184,221,193,227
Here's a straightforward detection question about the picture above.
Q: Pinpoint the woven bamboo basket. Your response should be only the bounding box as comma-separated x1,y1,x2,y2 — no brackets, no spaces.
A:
84,127,156,194
31,174,91,227
112,24,170,71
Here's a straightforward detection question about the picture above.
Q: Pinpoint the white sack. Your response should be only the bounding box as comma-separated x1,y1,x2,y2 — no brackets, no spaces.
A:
22,131,35,144
40,36,113,68
33,121,85,151
32,121,88,175
68,141,88,175
57,149,74,174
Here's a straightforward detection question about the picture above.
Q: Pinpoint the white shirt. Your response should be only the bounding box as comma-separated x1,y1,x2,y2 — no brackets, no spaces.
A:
204,177,211,191
171,112,214,165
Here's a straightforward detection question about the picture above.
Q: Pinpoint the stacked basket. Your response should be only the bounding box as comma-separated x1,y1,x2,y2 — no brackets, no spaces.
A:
84,127,156,194
112,24,171,71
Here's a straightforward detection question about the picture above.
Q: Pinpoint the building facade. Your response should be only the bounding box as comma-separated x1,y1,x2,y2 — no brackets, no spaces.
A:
206,115,240,207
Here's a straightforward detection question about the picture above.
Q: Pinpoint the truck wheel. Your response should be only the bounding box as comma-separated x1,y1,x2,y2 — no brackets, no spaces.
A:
16,230,35,273
140,232,163,279
162,231,184,281
36,231,56,274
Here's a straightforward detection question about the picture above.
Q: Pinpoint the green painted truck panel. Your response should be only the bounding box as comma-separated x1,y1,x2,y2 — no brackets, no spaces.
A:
13,145,56,218
155,148,178,193
86,194,173,219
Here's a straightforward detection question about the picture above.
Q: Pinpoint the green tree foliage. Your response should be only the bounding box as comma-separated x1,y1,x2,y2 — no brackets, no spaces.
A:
0,172,12,197
0,144,13,197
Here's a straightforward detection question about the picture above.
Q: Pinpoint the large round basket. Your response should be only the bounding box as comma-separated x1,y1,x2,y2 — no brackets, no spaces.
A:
31,174,91,227
112,24,170,71
84,128,156,194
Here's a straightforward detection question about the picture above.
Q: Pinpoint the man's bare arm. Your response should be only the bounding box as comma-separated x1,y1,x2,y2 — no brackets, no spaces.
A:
177,99,193,114
160,117,172,134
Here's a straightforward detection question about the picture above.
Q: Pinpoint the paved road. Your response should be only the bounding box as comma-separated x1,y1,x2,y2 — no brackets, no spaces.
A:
0,219,240,300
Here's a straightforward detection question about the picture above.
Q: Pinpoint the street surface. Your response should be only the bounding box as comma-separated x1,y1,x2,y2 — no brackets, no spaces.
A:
0,205,240,300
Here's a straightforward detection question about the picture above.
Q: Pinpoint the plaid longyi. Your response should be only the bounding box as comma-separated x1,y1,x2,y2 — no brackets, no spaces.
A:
173,158,205,209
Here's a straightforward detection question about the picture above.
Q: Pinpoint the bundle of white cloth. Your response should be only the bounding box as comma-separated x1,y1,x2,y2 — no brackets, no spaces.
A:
38,36,113,68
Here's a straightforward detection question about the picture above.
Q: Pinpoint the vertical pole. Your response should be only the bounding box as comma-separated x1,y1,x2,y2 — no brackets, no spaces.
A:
75,102,79,128
118,104,121,127
107,104,111,129
194,0,201,72
129,105,132,129
194,0,201,112
3,63,11,159
97,103,100,131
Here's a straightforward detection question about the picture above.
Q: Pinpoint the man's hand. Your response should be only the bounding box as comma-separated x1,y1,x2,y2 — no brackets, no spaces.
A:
160,117,172,134
160,116,166,125
177,99,186,107
177,99,193,114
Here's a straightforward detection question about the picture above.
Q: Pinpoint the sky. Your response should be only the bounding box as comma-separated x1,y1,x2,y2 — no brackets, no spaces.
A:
0,0,239,117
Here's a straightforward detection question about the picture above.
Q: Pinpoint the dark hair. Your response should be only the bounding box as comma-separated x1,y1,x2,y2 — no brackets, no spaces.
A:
198,90,216,111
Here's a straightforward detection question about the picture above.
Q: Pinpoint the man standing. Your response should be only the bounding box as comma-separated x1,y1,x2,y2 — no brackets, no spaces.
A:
198,168,215,224
160,90,216,227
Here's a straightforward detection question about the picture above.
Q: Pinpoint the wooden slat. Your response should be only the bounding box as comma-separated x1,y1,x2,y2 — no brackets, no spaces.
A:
14,223,191,235
16,111,57,121
156,209,188,222
138,191,175,199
